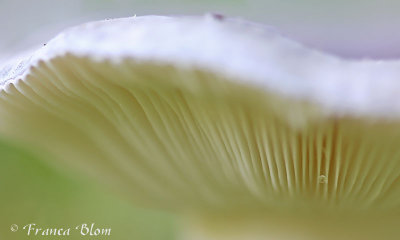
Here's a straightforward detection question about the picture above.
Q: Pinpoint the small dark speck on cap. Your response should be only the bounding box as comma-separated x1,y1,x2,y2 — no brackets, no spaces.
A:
206,13,225,21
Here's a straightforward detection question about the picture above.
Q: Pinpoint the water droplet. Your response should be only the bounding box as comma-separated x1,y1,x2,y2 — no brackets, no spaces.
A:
318,175,328,184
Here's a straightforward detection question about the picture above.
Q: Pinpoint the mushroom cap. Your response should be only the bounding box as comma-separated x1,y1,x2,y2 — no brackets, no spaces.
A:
1,15,400,217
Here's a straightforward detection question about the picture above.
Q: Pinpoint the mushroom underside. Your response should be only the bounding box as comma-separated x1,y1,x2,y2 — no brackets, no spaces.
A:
1,55,400,218
2,54,400,239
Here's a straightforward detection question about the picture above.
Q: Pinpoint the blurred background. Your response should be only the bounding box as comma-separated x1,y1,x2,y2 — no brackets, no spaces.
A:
1,0,400,61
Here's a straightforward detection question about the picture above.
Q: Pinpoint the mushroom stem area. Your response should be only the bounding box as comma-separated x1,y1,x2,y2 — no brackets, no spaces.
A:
180,212,400,240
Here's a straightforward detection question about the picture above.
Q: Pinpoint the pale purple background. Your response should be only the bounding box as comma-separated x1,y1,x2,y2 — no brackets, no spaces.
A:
1,0,399,60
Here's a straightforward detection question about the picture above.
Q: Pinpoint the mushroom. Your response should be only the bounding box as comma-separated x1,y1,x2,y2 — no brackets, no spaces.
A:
1,15,400,240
